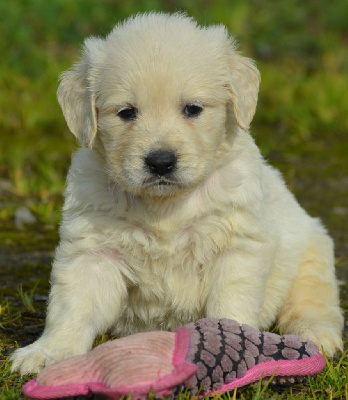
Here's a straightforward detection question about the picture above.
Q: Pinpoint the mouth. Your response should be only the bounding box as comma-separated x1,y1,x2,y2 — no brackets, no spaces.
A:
143,177,175,187
141,176,181,192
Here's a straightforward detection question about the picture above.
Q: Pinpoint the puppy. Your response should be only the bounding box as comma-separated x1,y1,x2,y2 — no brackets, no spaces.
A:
11,12,343,375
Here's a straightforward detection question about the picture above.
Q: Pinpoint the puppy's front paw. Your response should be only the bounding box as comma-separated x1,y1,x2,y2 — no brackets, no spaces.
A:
10,342,55,375
313,332,343,358
11,336,92,375
287,323,343,358
10,337,77,375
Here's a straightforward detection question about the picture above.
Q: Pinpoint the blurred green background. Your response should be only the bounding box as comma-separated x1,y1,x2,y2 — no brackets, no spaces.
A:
0,0,347,230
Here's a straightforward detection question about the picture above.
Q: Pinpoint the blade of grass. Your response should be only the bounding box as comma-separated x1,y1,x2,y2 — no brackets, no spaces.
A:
17,282,39,312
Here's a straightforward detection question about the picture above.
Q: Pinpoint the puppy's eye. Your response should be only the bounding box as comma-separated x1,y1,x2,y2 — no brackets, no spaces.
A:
117,106,137,121
184,104,203,117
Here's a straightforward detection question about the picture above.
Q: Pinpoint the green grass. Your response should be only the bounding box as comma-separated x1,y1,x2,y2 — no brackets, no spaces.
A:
0,0,347,398
0,286,347,399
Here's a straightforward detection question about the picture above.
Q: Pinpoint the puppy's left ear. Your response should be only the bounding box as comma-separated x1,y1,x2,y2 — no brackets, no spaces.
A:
227,49,260,131
57,37,105,148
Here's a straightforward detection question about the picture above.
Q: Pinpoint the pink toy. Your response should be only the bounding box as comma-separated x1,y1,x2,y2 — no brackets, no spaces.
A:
23,318,326,399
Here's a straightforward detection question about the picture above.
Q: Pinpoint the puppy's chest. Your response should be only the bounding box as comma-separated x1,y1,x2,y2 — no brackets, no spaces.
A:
112,215,232,296
113,222,216,328
106,213,233,331
115,215,231,272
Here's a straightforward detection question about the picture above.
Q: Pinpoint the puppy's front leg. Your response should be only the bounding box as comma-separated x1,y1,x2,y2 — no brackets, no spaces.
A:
205,246,270,328
11,248,127,375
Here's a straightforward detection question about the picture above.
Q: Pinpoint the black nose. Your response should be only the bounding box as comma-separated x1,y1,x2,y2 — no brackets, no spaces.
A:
145,150,177,177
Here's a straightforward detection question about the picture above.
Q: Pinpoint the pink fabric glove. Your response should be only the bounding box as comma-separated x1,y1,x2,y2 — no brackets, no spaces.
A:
23,318,326,399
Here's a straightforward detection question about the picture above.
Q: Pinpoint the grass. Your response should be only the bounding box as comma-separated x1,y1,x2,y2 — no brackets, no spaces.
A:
1,284,347,400
0,0,347,398
17,284,38,314
0,271,347,399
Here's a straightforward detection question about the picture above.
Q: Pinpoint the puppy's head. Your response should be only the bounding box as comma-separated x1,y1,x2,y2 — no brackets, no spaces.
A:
58,13,260,197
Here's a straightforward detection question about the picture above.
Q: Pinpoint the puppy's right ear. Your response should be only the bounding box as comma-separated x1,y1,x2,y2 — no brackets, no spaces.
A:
57,38,105,148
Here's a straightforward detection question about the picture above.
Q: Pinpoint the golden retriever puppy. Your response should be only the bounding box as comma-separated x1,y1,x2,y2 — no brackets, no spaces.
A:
11,12,343,375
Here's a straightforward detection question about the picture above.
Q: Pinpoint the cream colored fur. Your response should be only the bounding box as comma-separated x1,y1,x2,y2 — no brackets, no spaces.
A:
11,12,343,375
